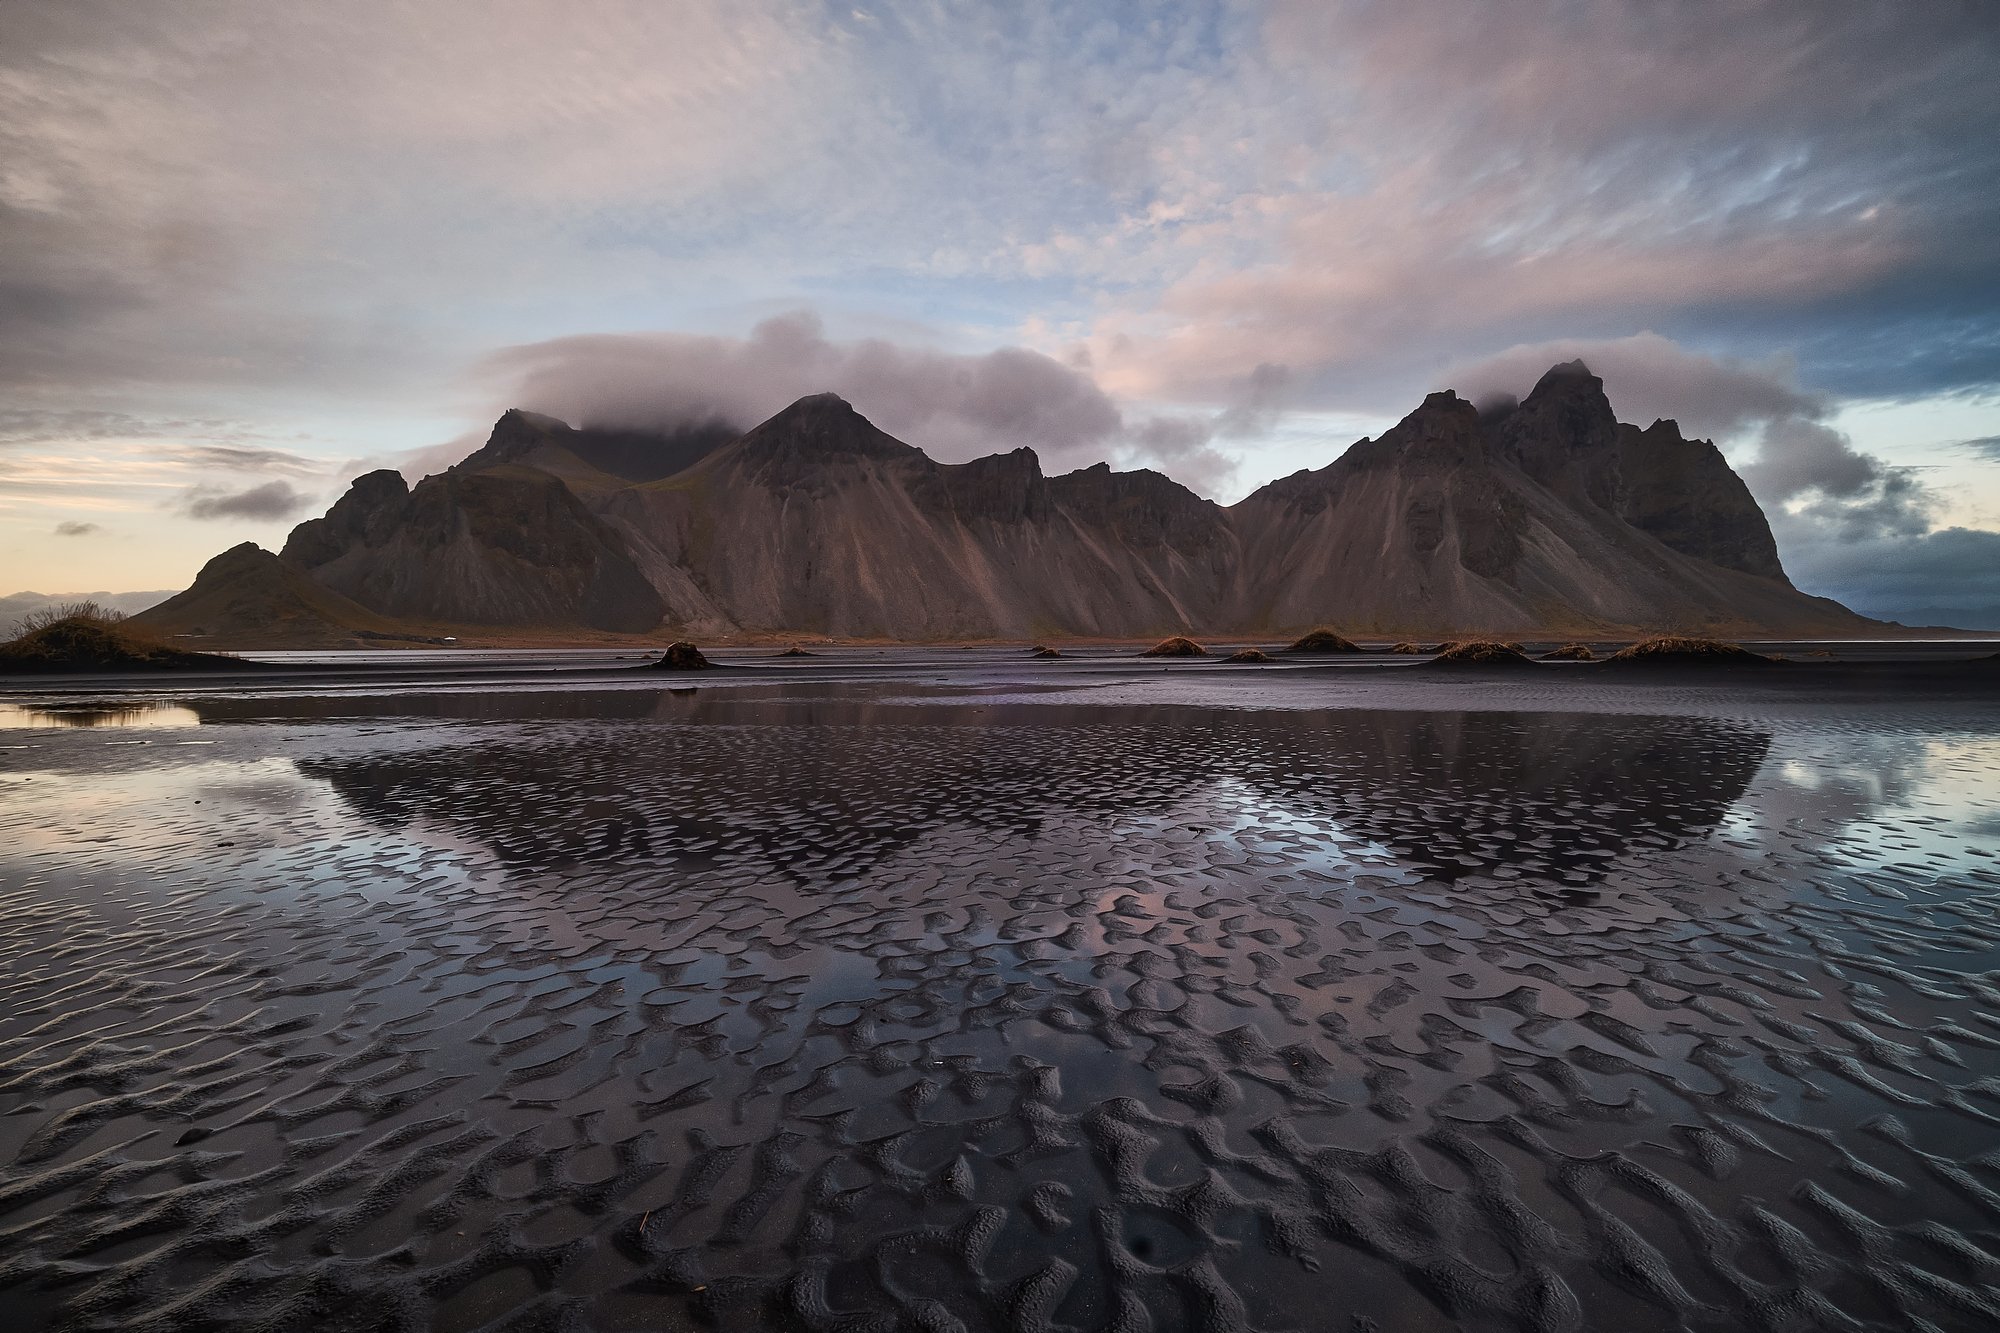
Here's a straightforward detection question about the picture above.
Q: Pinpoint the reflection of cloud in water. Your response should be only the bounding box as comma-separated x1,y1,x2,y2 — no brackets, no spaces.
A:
1757,733,2000,863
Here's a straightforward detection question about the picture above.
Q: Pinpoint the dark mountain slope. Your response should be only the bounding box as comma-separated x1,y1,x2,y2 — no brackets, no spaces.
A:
156,363,1883,641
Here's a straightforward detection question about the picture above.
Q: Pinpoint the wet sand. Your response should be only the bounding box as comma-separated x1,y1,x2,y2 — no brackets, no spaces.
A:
3,653,2000,1331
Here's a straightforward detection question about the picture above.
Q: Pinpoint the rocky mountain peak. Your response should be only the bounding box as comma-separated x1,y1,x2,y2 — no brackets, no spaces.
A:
464,409,573,469
281,469,410,568
733,392,917,471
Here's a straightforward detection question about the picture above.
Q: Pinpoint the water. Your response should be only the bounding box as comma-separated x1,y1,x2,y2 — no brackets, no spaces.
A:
2,676,1998,1331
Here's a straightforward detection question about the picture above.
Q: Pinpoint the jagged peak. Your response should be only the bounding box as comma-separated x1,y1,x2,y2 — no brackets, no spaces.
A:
734,391,917,464
1524,359,1607,403
495,407,573,431
344,468,411,499
197,541,281,577
1382,388,1480,441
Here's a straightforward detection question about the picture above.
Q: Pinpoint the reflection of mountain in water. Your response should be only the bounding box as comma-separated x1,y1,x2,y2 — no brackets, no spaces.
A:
1256,709,1773,883
288,690,1769,887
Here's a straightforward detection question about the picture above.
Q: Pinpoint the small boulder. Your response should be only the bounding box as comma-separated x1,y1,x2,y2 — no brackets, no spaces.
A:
1284,628,1362,654
1141,636,1207,657
652,641,711,670
1224,647,1273,663
1541,643,1597,661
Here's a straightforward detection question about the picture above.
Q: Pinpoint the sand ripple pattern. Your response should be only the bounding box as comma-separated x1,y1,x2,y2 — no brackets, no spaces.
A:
3,691,2000,1332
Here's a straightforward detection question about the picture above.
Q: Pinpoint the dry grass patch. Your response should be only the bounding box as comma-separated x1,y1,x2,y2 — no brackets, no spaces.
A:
1432,640,1534,666
1606,636,1769,665
1284,628,1361,654
0,605,245,673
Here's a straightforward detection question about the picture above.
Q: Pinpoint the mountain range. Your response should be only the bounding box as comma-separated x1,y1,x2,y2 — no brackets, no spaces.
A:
134,361,1876,645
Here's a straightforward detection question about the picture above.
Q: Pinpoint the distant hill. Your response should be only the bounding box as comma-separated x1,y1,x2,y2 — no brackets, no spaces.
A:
1,589,178,631
138,361,1887,645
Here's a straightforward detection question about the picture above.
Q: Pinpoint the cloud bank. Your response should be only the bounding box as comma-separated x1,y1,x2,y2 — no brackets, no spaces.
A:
180,480,313,522
485,312,1235,487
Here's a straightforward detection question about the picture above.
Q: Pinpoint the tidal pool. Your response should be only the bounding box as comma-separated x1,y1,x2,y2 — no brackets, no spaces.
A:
2,681,1998,1332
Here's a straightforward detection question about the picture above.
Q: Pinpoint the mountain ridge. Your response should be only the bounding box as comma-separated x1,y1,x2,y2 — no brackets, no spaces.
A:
135,362,1882,645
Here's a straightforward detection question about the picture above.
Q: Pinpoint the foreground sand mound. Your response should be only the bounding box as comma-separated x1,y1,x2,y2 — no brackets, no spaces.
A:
1607,635,1770,665
1388,641,1425,654
651,641,712,670
1542,643,1598,661
1284,628,1362,654
0,611,249,673
1433,640,1535,666
1224,647,1273,663
1141,636,1207,657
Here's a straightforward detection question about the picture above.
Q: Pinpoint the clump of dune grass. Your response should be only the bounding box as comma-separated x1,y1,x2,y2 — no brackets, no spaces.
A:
1606,636,1769,665
776,644,814,657
1541,643,1597,661
1029,645,1062,658
1284,628,1361,654
0,605,240,673
1432,640,1534,666
1140,636,1206,657
1388,641,1425,654
1224,647,1273,663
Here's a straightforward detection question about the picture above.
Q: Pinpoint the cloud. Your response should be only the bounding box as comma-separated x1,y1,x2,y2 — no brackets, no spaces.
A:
1960,435,2000,462
1773,523,2000,630
485,310,1216,479
179,479,312,521
1079,2,2000,409
54,520,99,536
0,409,270,449
1449,334,1812,441
152,444,324,476
1118,415,1238,495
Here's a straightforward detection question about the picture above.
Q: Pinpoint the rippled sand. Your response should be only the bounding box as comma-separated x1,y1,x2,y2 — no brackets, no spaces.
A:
3,667,2000,1331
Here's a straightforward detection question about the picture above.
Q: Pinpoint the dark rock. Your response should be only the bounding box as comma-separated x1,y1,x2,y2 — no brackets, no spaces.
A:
653,641,711,670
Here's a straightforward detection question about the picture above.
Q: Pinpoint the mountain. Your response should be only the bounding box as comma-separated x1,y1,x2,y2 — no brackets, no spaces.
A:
1225,363,1854,634
134,543,418,648
135,362,1880,645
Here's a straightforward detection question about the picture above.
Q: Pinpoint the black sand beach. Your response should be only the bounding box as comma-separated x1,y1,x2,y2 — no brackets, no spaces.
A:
4,648,2000,1331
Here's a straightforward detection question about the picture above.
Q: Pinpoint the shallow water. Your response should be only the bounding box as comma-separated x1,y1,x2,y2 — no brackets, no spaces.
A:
3,678,1999,1332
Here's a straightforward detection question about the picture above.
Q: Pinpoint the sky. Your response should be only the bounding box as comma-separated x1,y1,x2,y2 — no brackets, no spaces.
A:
3,1,1999,625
